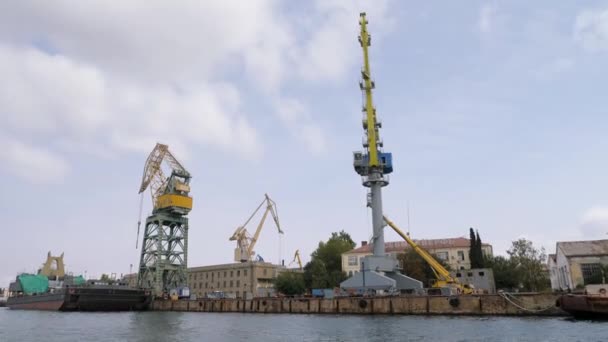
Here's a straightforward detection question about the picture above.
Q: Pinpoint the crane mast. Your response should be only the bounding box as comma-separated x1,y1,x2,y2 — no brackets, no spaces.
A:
341,13,422,293
137,143,192,298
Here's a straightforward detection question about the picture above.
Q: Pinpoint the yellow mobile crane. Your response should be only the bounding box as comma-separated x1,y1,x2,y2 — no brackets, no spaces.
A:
230,194,283,262
383,215,474,295
289,250,303,270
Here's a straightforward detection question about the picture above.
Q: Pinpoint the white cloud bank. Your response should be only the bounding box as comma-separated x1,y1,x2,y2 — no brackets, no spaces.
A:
574,7,608,51
0,0,394,182
479,4,498,34
580,206,608,238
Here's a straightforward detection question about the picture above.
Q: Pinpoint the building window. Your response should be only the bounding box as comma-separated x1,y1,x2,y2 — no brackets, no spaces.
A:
348,255,358,266
223,281,226,287
206,273,208,279
205,282,208,288
457,251,465,261
244,270,248,277
479,271,485,276
263,269,267,275
217,282,219,287
436,252,448,261
194,274,197,280
231,270,234,277
237,270,240,277
237,280,240,287
467,272,473,277
581,263,602,284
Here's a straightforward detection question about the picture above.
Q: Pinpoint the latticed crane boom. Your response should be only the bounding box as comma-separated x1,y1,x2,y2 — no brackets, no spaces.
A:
230,194,283,262
138,143,192,214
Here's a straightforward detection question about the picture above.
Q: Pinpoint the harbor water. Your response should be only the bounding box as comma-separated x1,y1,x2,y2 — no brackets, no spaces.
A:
0,307,605,342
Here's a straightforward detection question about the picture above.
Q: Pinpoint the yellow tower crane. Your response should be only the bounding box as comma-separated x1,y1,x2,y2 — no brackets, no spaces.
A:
383,215,474,295
229,194,283,263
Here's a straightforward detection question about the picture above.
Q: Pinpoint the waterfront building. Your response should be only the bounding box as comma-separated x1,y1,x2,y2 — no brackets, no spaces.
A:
124,261,286,299
341,238,494,276
548,239,608,291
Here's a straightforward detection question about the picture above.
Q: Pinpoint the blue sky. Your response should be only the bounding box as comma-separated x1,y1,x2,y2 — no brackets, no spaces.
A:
1,1,608,286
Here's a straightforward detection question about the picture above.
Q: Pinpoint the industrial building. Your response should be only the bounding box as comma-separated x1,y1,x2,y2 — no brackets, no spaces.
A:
124,261,285,299
342,238,494,276
548,239,608,291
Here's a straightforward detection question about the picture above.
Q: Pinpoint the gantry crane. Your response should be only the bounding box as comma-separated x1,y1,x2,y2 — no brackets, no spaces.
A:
289,250,303,270
230,194,283,263
383,215,474,295
137,143,192,298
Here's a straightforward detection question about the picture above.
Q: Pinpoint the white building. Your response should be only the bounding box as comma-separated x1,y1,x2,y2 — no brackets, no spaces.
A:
548,239,608,291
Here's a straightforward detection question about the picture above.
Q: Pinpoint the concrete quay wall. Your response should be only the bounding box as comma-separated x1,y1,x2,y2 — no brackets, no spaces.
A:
151,293,565,316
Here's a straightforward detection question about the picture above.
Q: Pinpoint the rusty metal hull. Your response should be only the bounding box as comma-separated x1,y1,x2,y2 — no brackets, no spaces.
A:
7,287,152,311
557,294,608,319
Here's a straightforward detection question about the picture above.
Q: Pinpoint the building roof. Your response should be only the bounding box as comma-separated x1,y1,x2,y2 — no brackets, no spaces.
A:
346,237,491,254
557,239,608,257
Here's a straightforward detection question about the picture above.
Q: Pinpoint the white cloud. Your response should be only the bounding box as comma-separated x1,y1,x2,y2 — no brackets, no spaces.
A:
0,44,262,162
273,97,327,155
479,4,497,34
0,140,69,183
295,0,393,83
580,206,608,238
574,8,608,51
0,1,396,177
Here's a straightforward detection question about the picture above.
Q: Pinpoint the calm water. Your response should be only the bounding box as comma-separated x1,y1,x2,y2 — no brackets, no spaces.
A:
0,307,605,342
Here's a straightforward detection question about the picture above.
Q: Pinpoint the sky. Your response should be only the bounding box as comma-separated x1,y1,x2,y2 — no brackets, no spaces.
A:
1,1,608,286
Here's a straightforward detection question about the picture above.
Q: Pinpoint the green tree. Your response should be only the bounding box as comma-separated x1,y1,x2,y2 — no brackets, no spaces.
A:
506,238,550,292
273,271,305,296
397,248,451,287
469,228,485,269
303,230,356,289
100,273,111,282
469,228,478,268
485,255,520,290
475,230,485,268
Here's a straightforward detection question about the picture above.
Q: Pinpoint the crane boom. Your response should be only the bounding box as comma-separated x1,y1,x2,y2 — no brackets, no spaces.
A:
359,13,379,167
138,143,192,213
288,249,303,270
383,215,472,293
